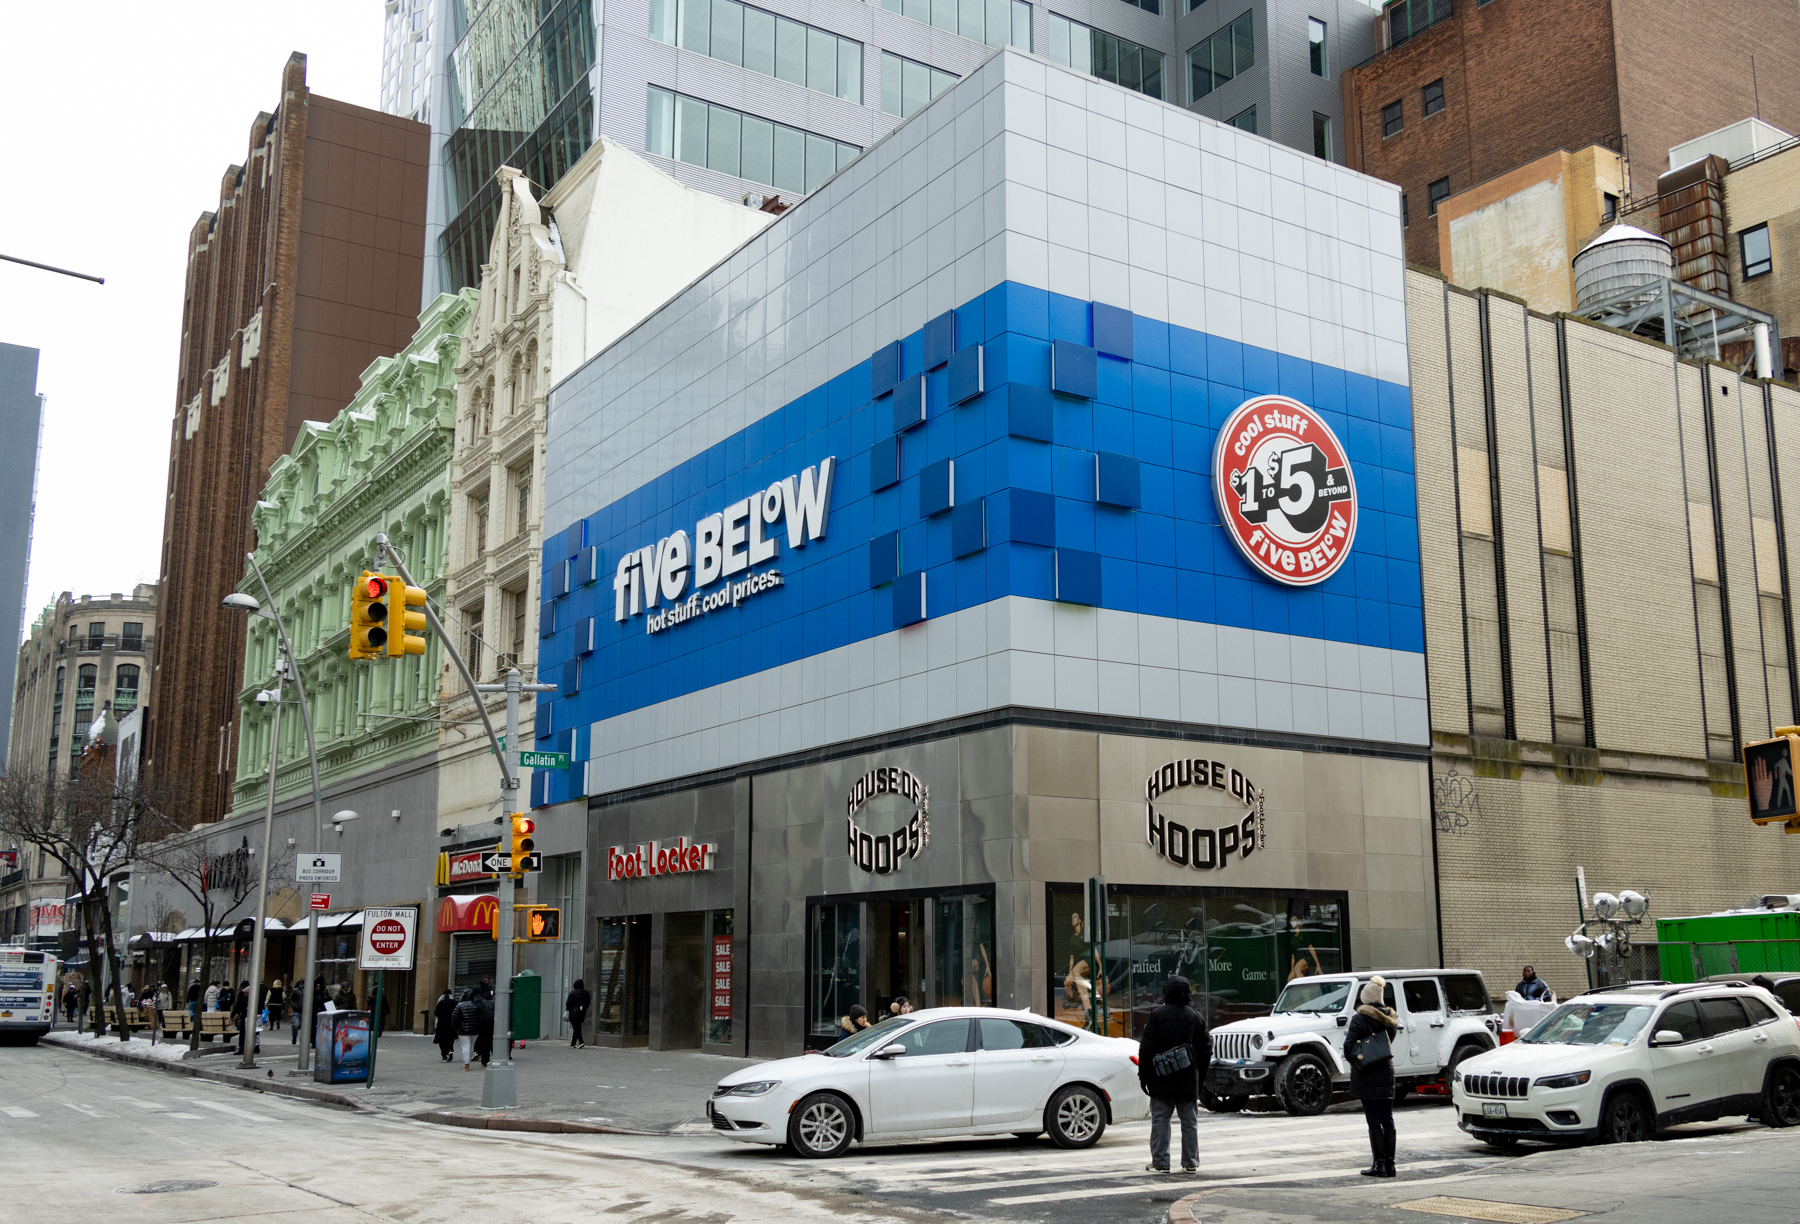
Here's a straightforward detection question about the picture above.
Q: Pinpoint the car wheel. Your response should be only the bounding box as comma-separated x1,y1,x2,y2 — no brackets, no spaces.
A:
1200,1087,1246,1114
1762,1063,1800,1128
1599,1089,1653,1144
1275,1052,1332,1117
786,1092,855,1158
1046,1085,1107,1149
1478,1133,1519,1149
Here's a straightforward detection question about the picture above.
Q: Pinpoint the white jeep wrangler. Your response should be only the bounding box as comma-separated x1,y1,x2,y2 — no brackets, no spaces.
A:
1204,969,1502,1115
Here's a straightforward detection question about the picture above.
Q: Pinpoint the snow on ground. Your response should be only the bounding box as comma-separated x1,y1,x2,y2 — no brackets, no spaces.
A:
42,1029,232,1064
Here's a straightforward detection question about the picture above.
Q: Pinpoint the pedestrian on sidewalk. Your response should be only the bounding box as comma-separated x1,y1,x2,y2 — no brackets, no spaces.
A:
433,986,458,1061
838,1004,870,1036
290,999,303,1044
266,979,286,1031
452,989,480,1070
232,981,259,1056
61,982,78,1024
1137,976,1209,1174
475,985,495,1066
1347,976,1401,1179
204,980,219,1012
566,979,591,1048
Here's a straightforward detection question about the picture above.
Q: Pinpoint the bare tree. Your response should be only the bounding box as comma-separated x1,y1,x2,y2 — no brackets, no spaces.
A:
135,827,292,1051
0,765,178,1041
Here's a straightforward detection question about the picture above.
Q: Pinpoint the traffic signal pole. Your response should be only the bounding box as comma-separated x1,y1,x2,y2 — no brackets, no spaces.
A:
373,534,554,1109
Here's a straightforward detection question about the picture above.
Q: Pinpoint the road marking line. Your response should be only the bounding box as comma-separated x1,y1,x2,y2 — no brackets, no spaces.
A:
989,1158,1491,1205
1,1106,38,1118
907,1142,1380,1193
62,1101,109,1118
179,1098,276,1122
165,1113,204,1119
118,1097,167,1110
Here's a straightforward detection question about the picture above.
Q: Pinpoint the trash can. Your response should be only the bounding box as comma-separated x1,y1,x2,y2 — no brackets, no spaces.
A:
314,1011,372,1083
510,971,540,1041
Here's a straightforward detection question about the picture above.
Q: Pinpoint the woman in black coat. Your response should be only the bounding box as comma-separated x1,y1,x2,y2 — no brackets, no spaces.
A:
1136,977,1211,1173
432,987,458,1061
565,980,592,1049
1344,975,1401,1178
451,990,480,1070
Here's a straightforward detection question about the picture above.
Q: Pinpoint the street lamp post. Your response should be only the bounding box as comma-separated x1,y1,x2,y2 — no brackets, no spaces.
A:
236,676,284,1068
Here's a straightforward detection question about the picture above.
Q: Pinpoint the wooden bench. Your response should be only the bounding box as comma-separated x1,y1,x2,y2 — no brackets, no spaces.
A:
200,1011,239,1037
101,1006,146,1031
160,1008,193,1038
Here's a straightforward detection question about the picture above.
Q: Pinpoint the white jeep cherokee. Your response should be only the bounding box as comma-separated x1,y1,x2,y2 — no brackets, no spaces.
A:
1204,969,1501,1116
1452,981,1800,1146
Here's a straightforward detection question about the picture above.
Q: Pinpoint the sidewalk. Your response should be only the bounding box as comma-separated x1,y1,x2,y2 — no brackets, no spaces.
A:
43,1027,760,1133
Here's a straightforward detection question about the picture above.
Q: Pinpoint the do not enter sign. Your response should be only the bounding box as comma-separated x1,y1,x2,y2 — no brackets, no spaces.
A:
357,906,419,970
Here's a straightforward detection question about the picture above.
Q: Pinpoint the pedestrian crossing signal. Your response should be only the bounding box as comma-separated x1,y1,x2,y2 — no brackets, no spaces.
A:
1745,730,1800,832
524,906,560,941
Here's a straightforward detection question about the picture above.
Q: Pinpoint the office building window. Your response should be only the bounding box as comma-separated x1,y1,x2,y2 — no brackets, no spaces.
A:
122,621,143,650
881,52,958,118
1229,105,1256,133
650,0,863,103
646,86,861,194
1603,193,1619,221
1123,0,1160,14
1313,113,1332,160
1308,18,1326,76
1421,78,1444,116
1188,11,1253,100
1401,193,1409,227
115,665,140,713
1050,15,1165,100
1743,224,1773,280
1428,175,1451,215
1388,0,1452,46
881,0,1031,50
87,622,105,646
1382,99,1403,137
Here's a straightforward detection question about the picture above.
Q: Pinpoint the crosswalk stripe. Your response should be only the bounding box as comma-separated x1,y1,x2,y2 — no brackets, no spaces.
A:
924,1147,1382,1194
118,1097,166,1110
62,1101,109,1118
0,1106,38,1118
165,1113,204,1120
989,1158,1494,1205
868,1133,1375,1184
180,1097,275,1122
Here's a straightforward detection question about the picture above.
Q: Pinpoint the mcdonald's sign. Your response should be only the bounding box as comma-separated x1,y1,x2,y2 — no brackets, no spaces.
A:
436,894,501,935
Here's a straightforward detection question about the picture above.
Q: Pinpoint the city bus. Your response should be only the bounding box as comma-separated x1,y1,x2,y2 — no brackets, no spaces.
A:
0,947,56,1044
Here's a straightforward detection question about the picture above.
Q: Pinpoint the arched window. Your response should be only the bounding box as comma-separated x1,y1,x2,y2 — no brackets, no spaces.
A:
77,664,97,692
115,665,140,712
482,377,494,435
523,340,538,408
54,667,64,698
115,665,140,693
508,350,522,416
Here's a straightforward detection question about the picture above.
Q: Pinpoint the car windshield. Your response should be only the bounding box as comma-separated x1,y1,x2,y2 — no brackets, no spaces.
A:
1273,980,1353,1014
819,1015,913,1057
1521,1002,1653,1046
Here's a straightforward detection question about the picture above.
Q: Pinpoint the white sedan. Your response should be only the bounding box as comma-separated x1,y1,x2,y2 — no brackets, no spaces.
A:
707,1007,1148,1157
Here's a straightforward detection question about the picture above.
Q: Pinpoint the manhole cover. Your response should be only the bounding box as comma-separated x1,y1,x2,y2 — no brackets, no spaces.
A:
1394,1196,1588,1223
116,1180,219,1195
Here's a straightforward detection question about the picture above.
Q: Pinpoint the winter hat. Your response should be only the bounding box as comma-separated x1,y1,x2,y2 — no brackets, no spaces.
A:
1163,976,1193,1005
1360,976,1387,1006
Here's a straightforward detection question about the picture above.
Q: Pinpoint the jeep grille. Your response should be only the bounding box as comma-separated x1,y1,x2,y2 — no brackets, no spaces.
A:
1465,1073,1529,1099
1214,1032,1256,1061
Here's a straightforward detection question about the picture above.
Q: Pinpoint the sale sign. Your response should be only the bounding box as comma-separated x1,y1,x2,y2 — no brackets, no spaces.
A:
358,906,419,970
711,935,732,1020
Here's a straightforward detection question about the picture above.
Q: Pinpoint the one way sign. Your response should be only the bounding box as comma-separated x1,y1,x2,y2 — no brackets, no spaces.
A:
478,851,543,874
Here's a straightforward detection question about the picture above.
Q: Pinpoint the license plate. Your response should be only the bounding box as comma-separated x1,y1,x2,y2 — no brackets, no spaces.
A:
1482,1102,1508,1119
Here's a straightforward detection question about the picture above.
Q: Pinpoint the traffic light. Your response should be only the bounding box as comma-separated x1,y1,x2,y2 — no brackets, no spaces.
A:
349,572,389,659
386,581,430,658
524,906,561,941
1745,730,1800,831
509,813,536,874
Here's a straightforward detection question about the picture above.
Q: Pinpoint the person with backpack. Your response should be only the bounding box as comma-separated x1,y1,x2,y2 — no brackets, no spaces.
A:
1345,975,1401,1179
1137,976,1210,1174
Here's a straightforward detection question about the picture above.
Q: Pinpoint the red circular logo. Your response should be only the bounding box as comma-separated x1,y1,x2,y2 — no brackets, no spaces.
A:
1212,395,1357,586
369,918,408,957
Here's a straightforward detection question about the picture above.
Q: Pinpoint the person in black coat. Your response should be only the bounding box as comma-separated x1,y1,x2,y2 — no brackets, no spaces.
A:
432,987,458,1061
1136,976,1211,1173
1514,966,1551,1002
1345,976,1401,1179
474,986,496,1065
566,980,592,1049
451,990,481,1070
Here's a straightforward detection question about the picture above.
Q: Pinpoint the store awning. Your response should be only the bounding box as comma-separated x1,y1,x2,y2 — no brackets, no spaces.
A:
308,911,363,930
436,895,499,933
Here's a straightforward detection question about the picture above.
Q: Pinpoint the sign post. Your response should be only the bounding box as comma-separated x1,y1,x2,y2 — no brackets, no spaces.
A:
357,906,417,1089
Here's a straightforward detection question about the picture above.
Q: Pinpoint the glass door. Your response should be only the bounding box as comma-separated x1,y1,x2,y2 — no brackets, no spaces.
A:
869,899,924,1018
807,902,861,1046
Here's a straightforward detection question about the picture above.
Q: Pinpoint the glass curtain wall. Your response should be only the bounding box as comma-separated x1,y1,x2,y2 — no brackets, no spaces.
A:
1049,15,1164,100
880,0,1031,52
650,0,862,104
645,87,860,195
881,53,958,118
1049,885,1346,1037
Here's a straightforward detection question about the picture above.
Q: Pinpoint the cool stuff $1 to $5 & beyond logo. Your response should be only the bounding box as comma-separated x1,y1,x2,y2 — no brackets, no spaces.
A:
1213,394,1357,586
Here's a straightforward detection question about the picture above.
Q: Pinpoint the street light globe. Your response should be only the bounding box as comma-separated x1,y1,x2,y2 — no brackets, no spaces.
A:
222,593,262,613
1592,892,1620,920
1566,932,1597,959
1619,890,1648,918
332,810,360,825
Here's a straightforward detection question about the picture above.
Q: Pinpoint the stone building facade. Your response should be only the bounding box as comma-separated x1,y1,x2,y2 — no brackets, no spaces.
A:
149,53,430,824
1407,266,1800,999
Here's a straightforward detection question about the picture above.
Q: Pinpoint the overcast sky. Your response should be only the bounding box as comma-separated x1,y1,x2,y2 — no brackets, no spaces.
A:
0,5,383,637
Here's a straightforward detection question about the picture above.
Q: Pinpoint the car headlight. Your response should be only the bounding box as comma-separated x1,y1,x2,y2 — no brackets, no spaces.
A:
1251,1034,1264,1049
718,1080,781,1097
1534,1071,1591,1089
1451,1067,1462,1084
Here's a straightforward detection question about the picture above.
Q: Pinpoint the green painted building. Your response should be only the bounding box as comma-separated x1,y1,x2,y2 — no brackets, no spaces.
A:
229,289,476,819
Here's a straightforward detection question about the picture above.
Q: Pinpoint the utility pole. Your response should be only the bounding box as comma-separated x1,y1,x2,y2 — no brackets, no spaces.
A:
374,533,553,1108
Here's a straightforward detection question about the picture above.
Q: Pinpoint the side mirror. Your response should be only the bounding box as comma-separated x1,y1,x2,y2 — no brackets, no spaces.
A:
873,1044,907,1060
1651,1030,1686,1047
1336,1015,1349,1027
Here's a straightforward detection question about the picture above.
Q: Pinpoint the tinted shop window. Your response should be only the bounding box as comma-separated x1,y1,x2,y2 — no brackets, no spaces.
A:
1050,886,1344,1037
1422,78,1444,116
1188,11,1253,101
645,86,859,195
1051,14,1166,100
881,52,958,118
882,0,1031,50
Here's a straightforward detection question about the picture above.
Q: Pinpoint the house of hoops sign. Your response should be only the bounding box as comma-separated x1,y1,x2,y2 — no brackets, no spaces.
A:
1145,758,1267,871
846,767,931,875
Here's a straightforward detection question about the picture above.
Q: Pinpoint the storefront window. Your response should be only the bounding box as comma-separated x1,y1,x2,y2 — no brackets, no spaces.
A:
706,909,734,1046
594,914,649,1038
1050,885,1345,1037
933,897,962,1007
318,927,360,999
808,902,860,1042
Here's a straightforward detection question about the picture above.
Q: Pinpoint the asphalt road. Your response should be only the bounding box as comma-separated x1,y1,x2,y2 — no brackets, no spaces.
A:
7,1042,1800,1224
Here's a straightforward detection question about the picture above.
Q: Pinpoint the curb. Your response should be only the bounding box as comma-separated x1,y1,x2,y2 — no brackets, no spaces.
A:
1167,1192,1203,1223
41,1035,660,1136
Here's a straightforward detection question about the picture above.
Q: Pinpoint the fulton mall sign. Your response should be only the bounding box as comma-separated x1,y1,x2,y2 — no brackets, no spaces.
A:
614,458,835,636
1214,395,1356,587
1146,756,1267,872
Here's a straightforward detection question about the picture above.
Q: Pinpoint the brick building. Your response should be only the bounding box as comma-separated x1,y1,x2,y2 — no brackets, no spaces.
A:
1407,265,1800,997
1341,0,1800,272
148,53,428,825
